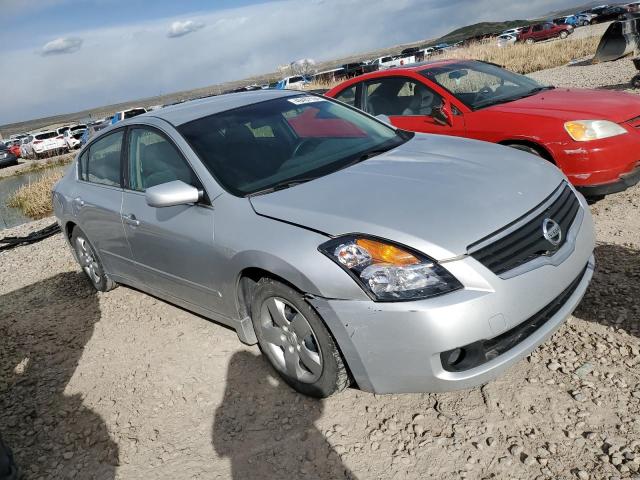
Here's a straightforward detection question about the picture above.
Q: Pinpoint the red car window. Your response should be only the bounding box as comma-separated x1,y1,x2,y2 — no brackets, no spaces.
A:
286,107,367,138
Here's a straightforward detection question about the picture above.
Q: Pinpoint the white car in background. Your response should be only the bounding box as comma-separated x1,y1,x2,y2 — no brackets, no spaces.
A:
371,55,405,69
63,124,87,150
55,126,72,150
30,130,63,158
20,136,34,158
497,34,518,47
275,75,310,90
502,27,526,36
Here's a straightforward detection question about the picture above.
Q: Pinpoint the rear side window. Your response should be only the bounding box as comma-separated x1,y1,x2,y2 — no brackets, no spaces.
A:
80,131,123,187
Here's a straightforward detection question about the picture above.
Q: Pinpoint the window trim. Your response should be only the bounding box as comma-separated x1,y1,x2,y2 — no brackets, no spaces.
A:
122,124,211,205
76,127,126,188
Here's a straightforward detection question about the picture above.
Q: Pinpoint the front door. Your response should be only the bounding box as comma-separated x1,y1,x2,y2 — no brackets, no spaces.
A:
121,126,220,312
361,76,466,137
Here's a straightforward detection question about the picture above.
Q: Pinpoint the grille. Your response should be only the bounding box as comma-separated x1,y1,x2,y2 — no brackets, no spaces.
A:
440,264,587,372
470,183,580,275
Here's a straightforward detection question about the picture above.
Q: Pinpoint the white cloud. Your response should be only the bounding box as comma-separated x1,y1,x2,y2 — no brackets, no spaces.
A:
167,20,205,38
41,37,83,56
1,0,583,124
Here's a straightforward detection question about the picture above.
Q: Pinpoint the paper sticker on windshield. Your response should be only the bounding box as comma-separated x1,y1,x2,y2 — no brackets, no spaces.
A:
287,96,326,105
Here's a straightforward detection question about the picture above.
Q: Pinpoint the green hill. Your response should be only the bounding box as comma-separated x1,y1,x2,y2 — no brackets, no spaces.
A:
427,20,533,46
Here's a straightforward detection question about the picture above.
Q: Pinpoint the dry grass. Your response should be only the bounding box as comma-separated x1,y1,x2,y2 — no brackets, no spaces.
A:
7,169,64,219
439,36,600,74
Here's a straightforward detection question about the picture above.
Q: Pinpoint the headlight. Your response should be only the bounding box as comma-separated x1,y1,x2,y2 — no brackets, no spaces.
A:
319,235,462,301
564,120,627,142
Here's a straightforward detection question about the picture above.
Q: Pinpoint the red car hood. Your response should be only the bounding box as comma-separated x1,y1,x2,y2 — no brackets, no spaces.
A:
487,88,640,123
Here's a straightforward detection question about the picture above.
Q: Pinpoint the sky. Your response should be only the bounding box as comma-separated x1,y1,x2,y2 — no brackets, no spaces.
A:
0,0,583,125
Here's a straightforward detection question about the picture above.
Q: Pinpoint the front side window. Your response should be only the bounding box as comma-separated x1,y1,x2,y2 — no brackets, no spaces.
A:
364,78,442,117
179,95,408,196
127,128,199,191
81,130,123,186
422,61,549,110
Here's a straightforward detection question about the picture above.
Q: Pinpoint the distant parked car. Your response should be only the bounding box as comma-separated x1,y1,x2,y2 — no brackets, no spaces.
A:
497,34,517,47
577,12,599,25
502,27,526,36
275,75,310,90
518,22,573,44
7,140,21,158
553,15,580,26
593,5,628,22
63,124,87,150
371,55,406,69
19,136,33,158
80,122,110,146
111,107,147,124
0,143,18,168
30,130,64,158
326,59,640,198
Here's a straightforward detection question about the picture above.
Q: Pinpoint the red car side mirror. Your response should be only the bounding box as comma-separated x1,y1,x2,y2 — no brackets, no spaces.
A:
432,101,453,126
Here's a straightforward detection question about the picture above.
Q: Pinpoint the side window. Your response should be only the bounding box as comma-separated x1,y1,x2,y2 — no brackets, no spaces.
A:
128,128,200,191
533,24,543,32
335,85,357,107
85,131,123,187
364,78,442,117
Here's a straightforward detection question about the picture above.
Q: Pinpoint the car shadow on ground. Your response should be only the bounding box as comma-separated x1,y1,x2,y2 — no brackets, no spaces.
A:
597,83,636,91
573,242,640,337
212,351,357,480
0,271,118,479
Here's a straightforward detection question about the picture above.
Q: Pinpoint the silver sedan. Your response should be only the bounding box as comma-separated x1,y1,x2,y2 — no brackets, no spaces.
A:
53,89,595,397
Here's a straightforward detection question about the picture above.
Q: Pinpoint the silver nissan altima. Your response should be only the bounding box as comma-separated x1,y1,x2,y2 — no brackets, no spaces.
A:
53,89,595,397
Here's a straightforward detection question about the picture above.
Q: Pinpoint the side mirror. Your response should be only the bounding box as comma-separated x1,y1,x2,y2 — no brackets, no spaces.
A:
431,101,453,126
145,180,201,208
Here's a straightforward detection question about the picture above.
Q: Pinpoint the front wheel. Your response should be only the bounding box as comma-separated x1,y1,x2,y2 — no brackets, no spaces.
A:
251,279,349,397
560,31,568,39
71,228,117,292
631,74,640,89
525,38,535,45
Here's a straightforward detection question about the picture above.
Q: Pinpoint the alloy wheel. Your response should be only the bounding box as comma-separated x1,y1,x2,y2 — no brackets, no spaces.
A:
75,236,101,284
258,297,323,383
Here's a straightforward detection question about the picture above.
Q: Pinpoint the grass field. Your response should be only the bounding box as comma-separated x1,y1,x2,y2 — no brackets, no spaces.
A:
7,170,64,219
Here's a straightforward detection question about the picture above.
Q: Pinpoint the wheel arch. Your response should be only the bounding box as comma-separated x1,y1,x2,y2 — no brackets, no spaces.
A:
499,139,556,163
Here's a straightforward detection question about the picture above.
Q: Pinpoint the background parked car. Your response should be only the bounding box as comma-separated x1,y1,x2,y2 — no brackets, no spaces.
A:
80,121,110,146
0,142,18,169
63,125,87,150
502,27,526,36
30,130,64,158
518,22,573,43
497,34,517,47
275,75,311,90
326,59,640,198
577,12,599,25
19,136,33,158
593,5,629,22
7,139,21,158
111,107,147,124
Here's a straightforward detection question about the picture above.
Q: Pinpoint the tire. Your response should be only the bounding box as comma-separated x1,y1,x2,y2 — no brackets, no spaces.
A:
560,31,568,39
250,278,349,398
71,227,117,292
525,38,535,45
632,74,640,89
505,143,544,158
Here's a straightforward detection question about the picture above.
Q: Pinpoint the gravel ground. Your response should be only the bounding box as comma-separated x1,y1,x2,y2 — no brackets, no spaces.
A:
1,65,640,480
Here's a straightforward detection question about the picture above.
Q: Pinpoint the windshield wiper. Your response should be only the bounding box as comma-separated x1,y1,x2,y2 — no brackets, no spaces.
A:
247,177,317,197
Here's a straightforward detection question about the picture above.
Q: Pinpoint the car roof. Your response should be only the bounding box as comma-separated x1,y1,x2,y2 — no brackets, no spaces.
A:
144,89,301,126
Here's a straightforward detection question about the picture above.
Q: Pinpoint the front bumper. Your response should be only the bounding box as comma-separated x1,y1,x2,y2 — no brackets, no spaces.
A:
575,164,640,197
310,196,595,394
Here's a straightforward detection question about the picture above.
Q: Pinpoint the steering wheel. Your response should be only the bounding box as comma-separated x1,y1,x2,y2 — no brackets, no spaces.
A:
292,138,319,157
474,85,494,103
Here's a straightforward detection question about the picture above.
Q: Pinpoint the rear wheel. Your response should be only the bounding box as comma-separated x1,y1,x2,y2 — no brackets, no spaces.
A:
71,228,117,292
632,74,640,89
251,278,349,398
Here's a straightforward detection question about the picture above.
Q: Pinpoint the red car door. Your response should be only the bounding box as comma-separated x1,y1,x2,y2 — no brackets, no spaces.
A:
359,76,466,137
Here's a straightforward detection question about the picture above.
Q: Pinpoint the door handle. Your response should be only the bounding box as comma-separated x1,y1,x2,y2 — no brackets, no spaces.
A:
123,214,140,227
73,197,85,207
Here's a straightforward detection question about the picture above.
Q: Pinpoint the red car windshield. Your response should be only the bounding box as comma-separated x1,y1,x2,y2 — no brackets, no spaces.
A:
421,61,552,110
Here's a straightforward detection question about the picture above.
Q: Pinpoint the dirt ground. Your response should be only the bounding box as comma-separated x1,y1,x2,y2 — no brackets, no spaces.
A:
2,60,640,479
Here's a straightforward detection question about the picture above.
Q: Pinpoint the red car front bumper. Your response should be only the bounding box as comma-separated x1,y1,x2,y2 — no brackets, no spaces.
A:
551,127,640,196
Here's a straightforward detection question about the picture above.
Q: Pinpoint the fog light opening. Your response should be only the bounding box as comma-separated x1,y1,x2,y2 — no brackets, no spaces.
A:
446,348,465,366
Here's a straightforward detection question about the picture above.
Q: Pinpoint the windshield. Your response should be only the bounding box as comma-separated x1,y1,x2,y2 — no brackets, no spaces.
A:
179,95,409,196
421,61,550,110
35,131,57,140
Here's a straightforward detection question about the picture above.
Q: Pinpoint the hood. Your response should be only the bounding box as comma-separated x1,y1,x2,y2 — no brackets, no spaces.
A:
488,88,640,123
250,134,565,260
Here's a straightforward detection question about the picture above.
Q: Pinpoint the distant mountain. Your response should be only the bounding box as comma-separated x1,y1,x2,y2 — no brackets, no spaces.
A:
426,20,532,46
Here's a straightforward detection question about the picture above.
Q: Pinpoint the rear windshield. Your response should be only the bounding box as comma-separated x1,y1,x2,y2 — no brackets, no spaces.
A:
35,131,57,140
178,95,407,196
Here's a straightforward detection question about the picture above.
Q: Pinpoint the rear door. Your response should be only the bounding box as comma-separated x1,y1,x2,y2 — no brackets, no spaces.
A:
74,129,133,279
120,125,220,312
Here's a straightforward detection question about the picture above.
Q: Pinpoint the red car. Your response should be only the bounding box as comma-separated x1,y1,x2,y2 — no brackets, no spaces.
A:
518,23,573,43
325,60,640,198
8,141,21,158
